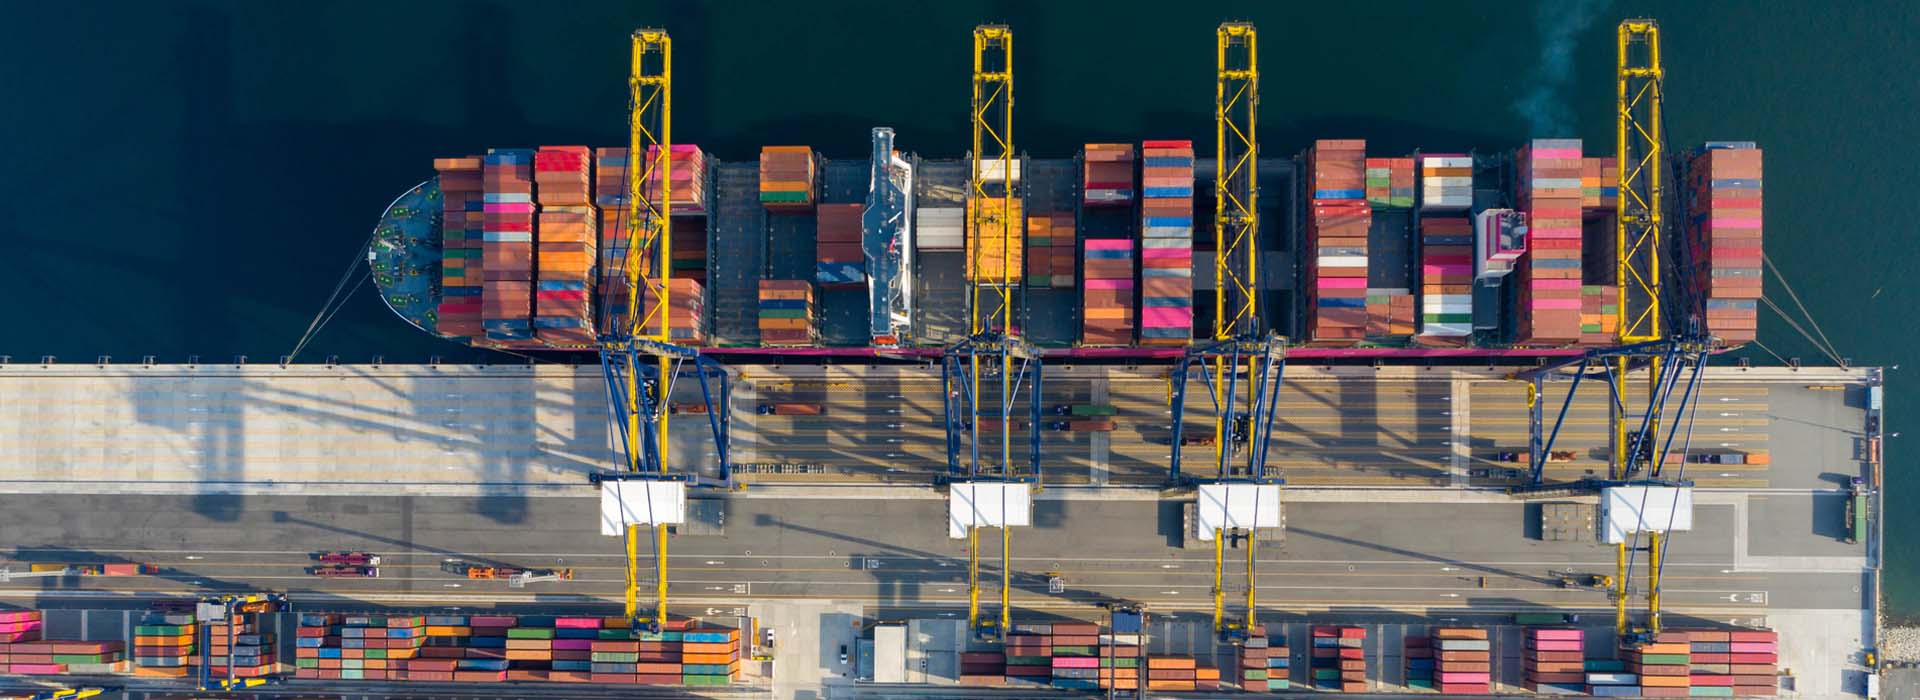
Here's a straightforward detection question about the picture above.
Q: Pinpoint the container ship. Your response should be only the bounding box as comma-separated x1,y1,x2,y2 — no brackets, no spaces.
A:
368,135,1762,360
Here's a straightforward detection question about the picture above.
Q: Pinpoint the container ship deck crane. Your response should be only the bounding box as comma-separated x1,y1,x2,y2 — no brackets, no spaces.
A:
594,27,734,634
943,24,1042,642
1512,19,1709,647
1168,22,1286,643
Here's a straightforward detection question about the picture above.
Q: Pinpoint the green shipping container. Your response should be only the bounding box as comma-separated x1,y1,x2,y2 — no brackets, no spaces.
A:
592,652,642,663
340,669,364,680
760,191,810,203
508,627,556,639
1271,679,1291,690
1071,404,1117,416
683,674,731,686
1313,669,1340,679
759,308,808,319
1244,670,1269,681
1007,656,1050,665
135,625,190,635
295,658,319,668
52,654,110,664
1408,679,1435,689
1586,660,1628,671
1638,653,1691,665
365,649,387,659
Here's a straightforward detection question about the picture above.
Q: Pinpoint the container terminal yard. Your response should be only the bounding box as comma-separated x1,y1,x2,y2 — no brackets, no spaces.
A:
0,18,1889,700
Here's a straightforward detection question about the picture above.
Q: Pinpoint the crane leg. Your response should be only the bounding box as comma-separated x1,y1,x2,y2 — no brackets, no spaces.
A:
625,524,641,620
1212,527,1226,632
967,526,981,631
1244,528,1258,629
1000,525,1012,633
654,525,670,623
1648,531,1663,633
1614,541,1629,636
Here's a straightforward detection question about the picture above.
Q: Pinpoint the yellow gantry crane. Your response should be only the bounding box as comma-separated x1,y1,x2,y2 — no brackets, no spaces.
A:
614,27,674,630
1167,22,1286,641
1613,17,1667,637
948,23,1039,639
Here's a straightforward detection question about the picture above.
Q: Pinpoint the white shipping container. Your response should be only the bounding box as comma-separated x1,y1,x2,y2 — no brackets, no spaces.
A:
1318,255,1368,268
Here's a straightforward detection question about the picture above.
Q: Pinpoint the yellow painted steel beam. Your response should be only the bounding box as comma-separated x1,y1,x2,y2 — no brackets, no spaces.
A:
1614,541,1629,636
1648,531,1664,632
1213,23,1261,476
1000,524,1013,633
620,27,673,626
969,25,1016,338
967,525,981,630
1616,18,1664,347
1212,527,1226,632
1215,22,1259,342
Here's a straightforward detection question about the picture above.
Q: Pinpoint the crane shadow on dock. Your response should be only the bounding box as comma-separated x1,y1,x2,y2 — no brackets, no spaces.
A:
1282,526,1554,586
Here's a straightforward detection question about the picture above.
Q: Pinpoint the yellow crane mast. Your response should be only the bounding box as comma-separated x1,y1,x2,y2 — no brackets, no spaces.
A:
619,27,673,628
1614,17,1668,637
1213,21,1260,634
964,23,1019,638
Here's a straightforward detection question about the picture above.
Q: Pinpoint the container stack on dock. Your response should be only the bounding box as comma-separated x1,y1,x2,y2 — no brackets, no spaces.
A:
1239,627,1288,691
1144,656,1219,692
481,149,537,345
132,611,194,676
297,613,737,686
960,650,1006,686
1687,145,1763,344
1365,157,1414,208
435,156,485,339
0,610,39,646
1025,213,1075,288
645,144,708,215
640,278,707,345
1098,631,1143,691
759,146,817,211
1404,634,1433,690
817,203,865,286
1515,139,1585,345
1432,628,1492,694
1624,633,1693,697
1081,238,1136,346
757,280,816,347
0,612,127,676
1083,143,1135,206
1523,627,1585,693
966,197,1024,287
1681,628,1779,696
1310,625,1367,692
533,146,597,347
1420,155,1473,211
1306,140,1371,344
1140,140,1196,345
192,615,277,678
1418,217,1474,338
1583,157,1620,209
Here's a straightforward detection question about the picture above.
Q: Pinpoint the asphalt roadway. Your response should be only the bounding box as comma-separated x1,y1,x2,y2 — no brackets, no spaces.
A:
0,491,1864,618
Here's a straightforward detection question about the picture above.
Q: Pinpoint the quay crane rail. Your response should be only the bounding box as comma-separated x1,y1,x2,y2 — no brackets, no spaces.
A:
595,27,734,634
944,24,1042,641
1168,22,1287,642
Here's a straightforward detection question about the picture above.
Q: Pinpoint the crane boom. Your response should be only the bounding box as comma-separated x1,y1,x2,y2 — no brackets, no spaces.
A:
1616,18,1666,637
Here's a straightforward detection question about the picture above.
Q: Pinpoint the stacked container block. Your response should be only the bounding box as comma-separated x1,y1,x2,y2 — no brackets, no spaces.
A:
434,156,485,339
1680,628,1778,697
1240,627,1288,691
132,612,194,676
959,650,1006,686
1139,140,1195,345
1144,656,1219,692
1365,288,1415,338
1524,627,1586,693
1420,155,1473,211
1404,634,1433,690
917,206,965,251
758,280,816,347
1580,284,1621,345
191,615,276,678
1365,157,1415,208
1687,146,1763,344
1025,213,1075,288
816,203,865,286
1432,628,1492,694
1307,140,1371,344
966,197,1024,284
1083,143,1135,205
1516,139,1585,344
0,611,127,675
639,278,707,345
295,613,738,685
1624,632,1693,697
533,146,597,347
1081,238,1135,346
481,149,537,345
1583,157,1620,209
644,144,708,215
672,217,707,284
1418,217,1473,337
759,146,817,211
1310,625,1368,692
593,148,633,329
